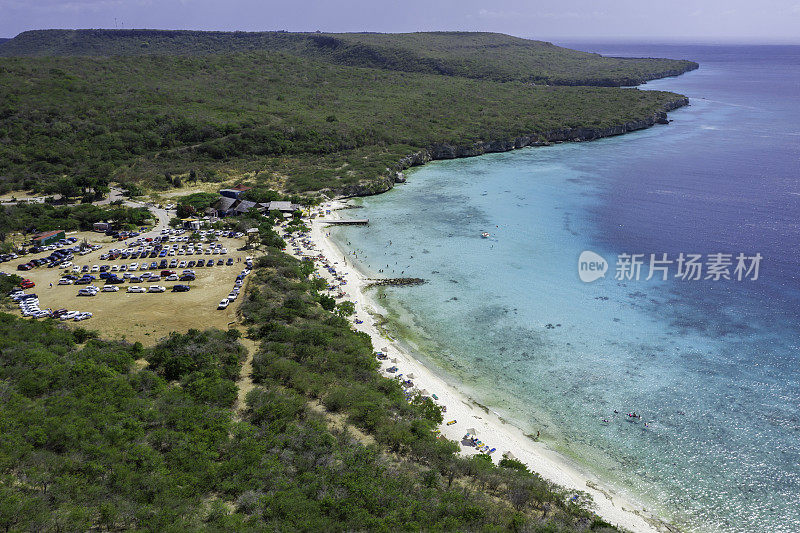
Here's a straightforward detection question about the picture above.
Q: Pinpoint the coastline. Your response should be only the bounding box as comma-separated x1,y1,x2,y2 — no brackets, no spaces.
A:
282,201,676,533
335,97,690,198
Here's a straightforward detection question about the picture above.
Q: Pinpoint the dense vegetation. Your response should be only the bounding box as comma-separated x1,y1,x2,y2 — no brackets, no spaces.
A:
0,30,698,87
0,31,695,530
0,51,687,194
0,203,152,237
0,258,618,530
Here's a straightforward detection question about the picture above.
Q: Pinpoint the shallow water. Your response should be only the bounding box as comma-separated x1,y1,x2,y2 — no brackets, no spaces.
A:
331,45,800,532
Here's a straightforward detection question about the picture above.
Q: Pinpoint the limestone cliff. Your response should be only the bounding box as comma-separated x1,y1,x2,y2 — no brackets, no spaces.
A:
337,97,689,198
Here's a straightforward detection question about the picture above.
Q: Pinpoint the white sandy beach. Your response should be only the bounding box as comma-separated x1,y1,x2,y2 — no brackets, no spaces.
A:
281,200,670,533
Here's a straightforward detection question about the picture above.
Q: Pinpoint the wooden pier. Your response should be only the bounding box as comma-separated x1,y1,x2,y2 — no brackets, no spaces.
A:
321,219,369,225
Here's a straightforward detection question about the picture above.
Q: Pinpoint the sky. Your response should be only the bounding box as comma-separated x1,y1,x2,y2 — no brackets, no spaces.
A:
1,0,799,43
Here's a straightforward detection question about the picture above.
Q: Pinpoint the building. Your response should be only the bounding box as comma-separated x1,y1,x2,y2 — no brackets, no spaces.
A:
32,230,65,246
264,201,300,213
233,199,263,216
181,218,202,231
93,222,112,232
218,184,252,200
214,196,238,216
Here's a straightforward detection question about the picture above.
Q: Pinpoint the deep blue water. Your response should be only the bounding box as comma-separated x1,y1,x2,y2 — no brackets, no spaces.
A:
332,45,800,532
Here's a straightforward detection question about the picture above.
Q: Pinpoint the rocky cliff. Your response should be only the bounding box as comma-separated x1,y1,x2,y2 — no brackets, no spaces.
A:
338,96,689,198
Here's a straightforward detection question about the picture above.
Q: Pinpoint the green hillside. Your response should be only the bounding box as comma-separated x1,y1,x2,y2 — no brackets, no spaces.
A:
0,51,687,196
0,253,621,531
0,29,698,86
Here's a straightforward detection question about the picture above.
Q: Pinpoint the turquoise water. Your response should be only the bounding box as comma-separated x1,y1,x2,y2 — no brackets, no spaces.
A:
331,45,800,532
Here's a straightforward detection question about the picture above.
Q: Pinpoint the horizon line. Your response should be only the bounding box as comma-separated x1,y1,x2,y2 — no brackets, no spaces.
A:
1,29,799,46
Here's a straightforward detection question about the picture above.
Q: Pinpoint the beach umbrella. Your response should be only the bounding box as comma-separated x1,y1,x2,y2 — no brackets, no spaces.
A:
406,373,415,379
503,451,517,461
466,428,477,436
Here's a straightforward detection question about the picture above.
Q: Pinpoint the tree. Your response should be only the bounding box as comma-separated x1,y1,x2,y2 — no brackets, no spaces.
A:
335,301,355,317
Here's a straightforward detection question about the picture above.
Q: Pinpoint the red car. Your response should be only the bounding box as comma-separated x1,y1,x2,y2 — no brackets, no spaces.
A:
20,280,35,289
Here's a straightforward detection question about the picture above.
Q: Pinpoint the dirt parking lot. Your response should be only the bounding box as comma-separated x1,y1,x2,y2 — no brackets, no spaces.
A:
7,233,261,345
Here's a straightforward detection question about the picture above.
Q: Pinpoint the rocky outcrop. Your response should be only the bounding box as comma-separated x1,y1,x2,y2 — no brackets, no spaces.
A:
335,97,689,198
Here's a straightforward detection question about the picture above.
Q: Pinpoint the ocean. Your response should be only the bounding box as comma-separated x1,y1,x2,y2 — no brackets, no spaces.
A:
330,45,800,532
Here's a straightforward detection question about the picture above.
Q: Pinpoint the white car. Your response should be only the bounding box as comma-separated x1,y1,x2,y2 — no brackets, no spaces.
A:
110,265,119,272
72,266,81,273
58,278,74,285
218,298,230,309
74,312,93,321
179,261,187,268
129,263,139,271
78,288,97,296
127,286,146,293
101,285,119,292
61,261,73,269
148,285,166,293
165,274,179,281
90,265,100,272
60,311,79,320
227,292,237,301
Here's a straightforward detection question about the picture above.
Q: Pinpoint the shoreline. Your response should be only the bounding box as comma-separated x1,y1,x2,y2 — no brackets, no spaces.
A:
334,97,690,198
282,201,677,533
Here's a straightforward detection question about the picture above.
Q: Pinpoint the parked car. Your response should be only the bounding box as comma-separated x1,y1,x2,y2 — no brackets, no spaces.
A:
58,278,74,285
102,285,119,292
148,285,166,293
218,298,229,309
165,274,179,281
127,286,146,293
78,288,98,296
20,280,35,289
171,284,190,292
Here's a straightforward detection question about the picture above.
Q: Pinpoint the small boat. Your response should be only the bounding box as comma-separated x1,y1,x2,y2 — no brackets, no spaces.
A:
481,232,490,238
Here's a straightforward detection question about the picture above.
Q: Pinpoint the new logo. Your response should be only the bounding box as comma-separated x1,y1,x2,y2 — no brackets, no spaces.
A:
578,250,607,283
